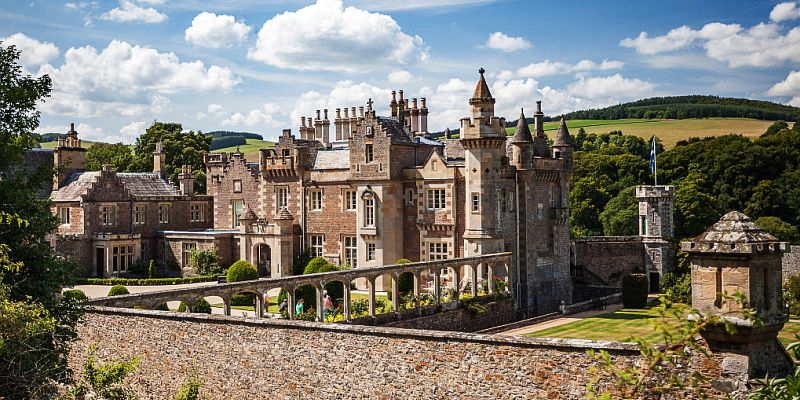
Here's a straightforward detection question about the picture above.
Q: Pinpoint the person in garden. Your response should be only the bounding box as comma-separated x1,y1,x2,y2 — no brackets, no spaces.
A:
295,298,304,316
323,294,333,320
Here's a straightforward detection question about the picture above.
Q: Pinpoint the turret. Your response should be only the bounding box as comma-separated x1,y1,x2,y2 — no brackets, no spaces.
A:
510,108,533,169
53,123,87,190
460,68,506,139
552,116,574,167
153,140,166,179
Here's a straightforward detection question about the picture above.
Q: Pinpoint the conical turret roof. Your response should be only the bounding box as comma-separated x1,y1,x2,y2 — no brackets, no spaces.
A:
471,68,493,101
552,116,574,147
511,108,533,143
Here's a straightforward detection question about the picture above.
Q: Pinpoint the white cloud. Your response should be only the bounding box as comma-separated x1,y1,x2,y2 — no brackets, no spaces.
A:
505,59,624,79
484,32,532,52
100,0,167,24
387,70,413,85
207,103,224,114
1,33,59,69
567,74,655,99
291,80,389,128
351,0,498,11
248,0,428,72
620,7,800,69
38,40,239,118
770,1,800,22
119,121,146,142
185,12,250,49
767,70,800,106
222,103,284,130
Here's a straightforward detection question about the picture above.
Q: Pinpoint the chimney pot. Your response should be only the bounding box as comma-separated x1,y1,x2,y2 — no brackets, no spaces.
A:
301,116,306,127
316,110,321,119
421,97,427,108
536,100,542,113
391,90,397,101
398,90,404,101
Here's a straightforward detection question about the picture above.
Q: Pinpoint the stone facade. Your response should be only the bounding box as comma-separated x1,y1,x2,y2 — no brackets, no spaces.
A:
70,308,641,399
47,134,214,277
782,245,800,279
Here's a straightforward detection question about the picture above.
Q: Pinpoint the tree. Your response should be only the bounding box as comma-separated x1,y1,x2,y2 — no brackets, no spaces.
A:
85,142,134,171
674,166,721,238
190,249,222,276
0,41,82,398
756,216,800,244
130,122,211,194
599,186,638,236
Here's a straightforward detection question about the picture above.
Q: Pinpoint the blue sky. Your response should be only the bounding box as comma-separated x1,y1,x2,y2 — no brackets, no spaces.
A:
1,0,799,142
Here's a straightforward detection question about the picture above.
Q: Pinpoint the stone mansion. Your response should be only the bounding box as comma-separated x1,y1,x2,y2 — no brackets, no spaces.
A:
46,69,673,315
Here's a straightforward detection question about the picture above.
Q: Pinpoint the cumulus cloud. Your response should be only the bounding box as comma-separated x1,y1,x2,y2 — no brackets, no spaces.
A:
119,121,147,142
767,70,800,106
38,40,239,118
222,103,284,128
387,70,413,85
291,80,389,129
100,0,167,24
248,0,428,72
567,74,655,99
484,32,532,52
501,59,624,79
770,1,800,22
185,12,250,48
620,5,800,68
207,103,224,114
0,33,59,69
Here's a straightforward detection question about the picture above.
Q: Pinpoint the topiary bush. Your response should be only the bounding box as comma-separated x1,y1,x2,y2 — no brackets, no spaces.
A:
193,298,212,314
62,289,88,302
148,259,156,279
107,284,130,297
177,302,189,312
398,272,414,294
304,257,331,274
622,273,649,309
226,260,259,283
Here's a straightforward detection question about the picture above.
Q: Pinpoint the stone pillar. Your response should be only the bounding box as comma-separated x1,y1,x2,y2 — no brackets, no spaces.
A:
316,285,324,322
255,295,264,318
342,108,350,139
420,97,428,134
343,285,351,321
322,109,330,146
452,267,460,305
350,107,357,138
410,98,419,134
368,277,376,317
335,108,343,141
487,263,495,294
391,273,400,313
470,264,478,297
287,289,295,320
413,273,421,313
684,211,792,392
433,272,441,304
223,297,231,316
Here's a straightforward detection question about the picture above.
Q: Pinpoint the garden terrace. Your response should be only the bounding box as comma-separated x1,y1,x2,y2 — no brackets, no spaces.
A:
87,253,513,322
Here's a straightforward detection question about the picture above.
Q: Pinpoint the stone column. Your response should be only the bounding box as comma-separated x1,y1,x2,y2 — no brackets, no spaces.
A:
255,295,264,318
287,289,295,320
391,273,400,313
413,273,421,313
433,271,441,304
343,284,351,321
368,277,376,317
316,285,324,322
684,211,791,392
452,267,460,305
487,263,495,294
470,264,478,297
223,297,231,316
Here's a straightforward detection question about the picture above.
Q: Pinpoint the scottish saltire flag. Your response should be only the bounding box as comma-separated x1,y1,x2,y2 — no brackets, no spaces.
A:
650,136,656,173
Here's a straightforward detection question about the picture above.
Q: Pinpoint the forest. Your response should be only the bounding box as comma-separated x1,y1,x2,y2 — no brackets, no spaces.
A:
571,120,800,244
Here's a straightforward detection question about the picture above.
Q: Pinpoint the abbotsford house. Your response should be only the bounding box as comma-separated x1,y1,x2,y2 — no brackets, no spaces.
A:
42,69,675,315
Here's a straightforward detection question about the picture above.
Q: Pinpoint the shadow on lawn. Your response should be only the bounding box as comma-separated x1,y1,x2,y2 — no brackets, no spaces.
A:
595,309,658,321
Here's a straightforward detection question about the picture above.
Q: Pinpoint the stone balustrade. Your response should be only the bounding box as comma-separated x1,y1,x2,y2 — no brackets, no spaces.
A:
87,252,513,323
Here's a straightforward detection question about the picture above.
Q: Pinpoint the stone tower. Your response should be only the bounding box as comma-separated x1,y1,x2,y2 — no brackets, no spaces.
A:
53,123,87,190
636,185,675,290
153,141,166,179
510,108,533,170
551,117,574,167
460,68,506,257
682,211,791,391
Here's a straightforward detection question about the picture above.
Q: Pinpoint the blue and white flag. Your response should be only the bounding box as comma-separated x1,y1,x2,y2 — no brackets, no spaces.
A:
649,136,656,173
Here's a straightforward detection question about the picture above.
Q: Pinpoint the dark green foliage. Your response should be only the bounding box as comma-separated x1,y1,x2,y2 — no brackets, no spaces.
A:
756,216,800,244
85,142,134,171
784,275,800,317
210,135,246,150
459,294,488,315
673,166,722,238
155,303,169,311
749,339,800,399
303,257,331,274
230,293,255,307
226,260,259,283
68,345,138,400
130,122,211,194
295,259,342,308
148,260,156,279
661,273,691,304
206,131,263,140
398,272,414,294
292,250,312,276
564,95,800,121
599,186,639,236
62,289,88,303
177,301,189,312
75,276,216,285
622,274,649,309
107,285,130,297
190,249,222,276
193,298,211,314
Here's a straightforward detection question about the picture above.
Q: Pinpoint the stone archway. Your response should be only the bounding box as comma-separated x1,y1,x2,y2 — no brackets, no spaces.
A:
255,243,271,277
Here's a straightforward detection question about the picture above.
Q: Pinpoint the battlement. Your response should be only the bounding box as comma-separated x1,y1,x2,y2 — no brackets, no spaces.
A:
635,185,675,199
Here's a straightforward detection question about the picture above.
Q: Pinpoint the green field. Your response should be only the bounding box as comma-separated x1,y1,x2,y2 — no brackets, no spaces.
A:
527,305,800,347
215,138,275,159
505,118,774,149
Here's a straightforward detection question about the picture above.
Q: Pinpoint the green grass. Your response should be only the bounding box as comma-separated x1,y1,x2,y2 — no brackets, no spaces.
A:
215,138,275,160
505,118,774,149
528,306,800,346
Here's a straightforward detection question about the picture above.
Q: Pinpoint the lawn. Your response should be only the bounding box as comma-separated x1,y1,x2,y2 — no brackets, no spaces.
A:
504,118,774,149
528,305,800,347
215,138,275,160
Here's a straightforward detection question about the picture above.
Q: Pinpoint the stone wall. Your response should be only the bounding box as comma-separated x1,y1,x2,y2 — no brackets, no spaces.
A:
71,308,640,399
381,298,519,332
572,236,645,287
783,245,800,280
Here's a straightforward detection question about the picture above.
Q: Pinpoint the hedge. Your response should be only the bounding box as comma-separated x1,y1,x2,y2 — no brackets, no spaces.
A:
75,275,217,286
622,273,649,309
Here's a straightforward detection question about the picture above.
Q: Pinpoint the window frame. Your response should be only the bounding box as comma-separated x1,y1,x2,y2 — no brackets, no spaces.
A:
366,242,376,261
343,236,357,268
158,203,171,224
100,204,115,226
365,144,374,163
471,193,480,213
133,204,146,225
426,189,446,210
58,206,70,225
428,242,449,261
190,203,205,222
310,234,324,258
276,186,289,211
232,199,244,228
310,189,323,211
364,197,375,227
343,190,357,211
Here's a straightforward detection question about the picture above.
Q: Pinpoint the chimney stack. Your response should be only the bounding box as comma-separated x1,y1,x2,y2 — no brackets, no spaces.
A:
322,109,330,145
335,108,343,141
178,165,195,195
411,98,420,134
153,140,166,178
350,107,357,138
420,97,429,134
397,95,405,128
535,100,545,138
390,90,398,118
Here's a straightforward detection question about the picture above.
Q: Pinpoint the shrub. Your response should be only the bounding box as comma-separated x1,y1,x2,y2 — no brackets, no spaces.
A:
193,298,211,314
395,258,411,264
292,250,312,276
784,275,800,317
148,260,156,279
107,284,130,297
177,302,189,312
191,249,223,276
230,293,255,307
622,273,649,308
304,257,331,274
175,366,204,400
299,259,341,306
661,272,691,304
350,298,369,317
62,289,88,302
226,260,259,283
398,272,414,294
155,303,169,311
459,294,488,315
756,216,800,243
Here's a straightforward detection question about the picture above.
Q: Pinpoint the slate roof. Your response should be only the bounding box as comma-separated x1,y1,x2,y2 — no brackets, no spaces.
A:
472,68,493,100
312,148,350,170
376,117,415,144
50,171,180,202
553,117,574,147
693,211,778,245
442,139,465,161
511,109,533,143
417,136,443,146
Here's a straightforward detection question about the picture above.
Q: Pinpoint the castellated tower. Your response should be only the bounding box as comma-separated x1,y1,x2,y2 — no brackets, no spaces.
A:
460,68,507,257
636,185,675,290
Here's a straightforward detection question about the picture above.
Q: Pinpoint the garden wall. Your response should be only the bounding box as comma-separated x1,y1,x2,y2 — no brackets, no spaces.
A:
572,236,645,287
380,298,519,332
70,307,641,399
783,245,800,280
